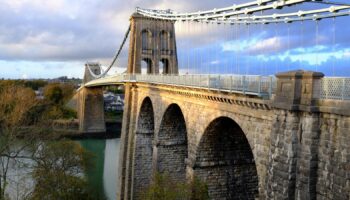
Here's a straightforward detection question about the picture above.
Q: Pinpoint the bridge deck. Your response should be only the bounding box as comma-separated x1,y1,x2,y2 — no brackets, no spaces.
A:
84,74,350,100
85,74,276,98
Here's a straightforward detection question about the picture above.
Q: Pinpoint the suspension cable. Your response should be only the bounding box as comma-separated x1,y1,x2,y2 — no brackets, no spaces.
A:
287,22,291,71
87,24,131,79
136,1,350,24
332,17,336,76
316,20,319,71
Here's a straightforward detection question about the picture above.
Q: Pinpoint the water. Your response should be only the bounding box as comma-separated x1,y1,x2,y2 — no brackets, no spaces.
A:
78,138,120,200
4,138,120,200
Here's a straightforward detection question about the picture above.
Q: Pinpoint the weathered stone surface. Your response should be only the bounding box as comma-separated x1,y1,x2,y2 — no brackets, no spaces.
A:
117,79,350,200
132,97,154,199
118,83,273,199
77,87,106,133
127,13,178,74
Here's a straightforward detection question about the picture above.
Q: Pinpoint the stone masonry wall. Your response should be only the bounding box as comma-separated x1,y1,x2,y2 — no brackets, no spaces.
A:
118,83,274,199
156,104,188,182
266,109,350,200
194,117,258,199
267,70,350,200
118,82,350,200
266,110,300,199
316,113,350,200
77,87,106,133
132,97,154,198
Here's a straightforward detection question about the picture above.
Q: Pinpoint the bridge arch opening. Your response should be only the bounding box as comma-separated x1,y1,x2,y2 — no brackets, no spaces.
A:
133,97,155,196
141,29,152,50
157,104,187,182
159,58,169,74
194,117,258,199
160,30,170,51
141,58,152,74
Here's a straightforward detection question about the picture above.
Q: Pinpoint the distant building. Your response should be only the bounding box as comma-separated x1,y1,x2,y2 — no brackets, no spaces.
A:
103,91,124,111
34,87,44,100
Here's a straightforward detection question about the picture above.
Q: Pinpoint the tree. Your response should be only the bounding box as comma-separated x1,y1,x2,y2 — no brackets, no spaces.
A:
0,85,39,199
42,83,77,120
24,80,47,91
44,84,64,104
30,140,95,200
43,83,75,105
60,83,75,103
0,84,87,199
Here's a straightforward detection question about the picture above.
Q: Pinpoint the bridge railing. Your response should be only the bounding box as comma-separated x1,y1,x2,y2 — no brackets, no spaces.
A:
86,74,350,101
131,74,275,97
320,77,350,100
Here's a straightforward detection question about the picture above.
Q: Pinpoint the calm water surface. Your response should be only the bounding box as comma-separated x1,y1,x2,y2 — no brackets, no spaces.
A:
78,138,120,200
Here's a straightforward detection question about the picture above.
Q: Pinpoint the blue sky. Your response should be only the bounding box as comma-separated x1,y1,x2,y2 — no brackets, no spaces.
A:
0,0,350,79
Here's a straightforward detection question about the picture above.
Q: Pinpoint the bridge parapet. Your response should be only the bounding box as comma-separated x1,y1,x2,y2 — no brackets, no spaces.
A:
85,72,350,103
273,70,324,111
85,73,276,98
320,77,350,100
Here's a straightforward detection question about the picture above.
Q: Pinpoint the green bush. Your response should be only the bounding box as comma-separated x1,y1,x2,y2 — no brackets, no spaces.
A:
142,173,209,200
61,106,77,119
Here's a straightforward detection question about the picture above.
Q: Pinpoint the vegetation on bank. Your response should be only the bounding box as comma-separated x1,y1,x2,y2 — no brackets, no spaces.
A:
105,110,123,122
0,81,104,200
142,173,209,200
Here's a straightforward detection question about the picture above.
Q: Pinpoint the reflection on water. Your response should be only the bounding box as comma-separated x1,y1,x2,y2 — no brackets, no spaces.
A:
103,139,120,200
78,138,120,200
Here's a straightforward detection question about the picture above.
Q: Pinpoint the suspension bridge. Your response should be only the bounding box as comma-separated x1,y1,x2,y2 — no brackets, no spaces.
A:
73,0,350,199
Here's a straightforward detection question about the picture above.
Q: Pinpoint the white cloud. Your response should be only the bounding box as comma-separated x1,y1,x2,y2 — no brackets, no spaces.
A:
2,0,67,14
248,37,282,54
210,60,220,65
21,74,28,79
271,47,350,66
343,50,350,58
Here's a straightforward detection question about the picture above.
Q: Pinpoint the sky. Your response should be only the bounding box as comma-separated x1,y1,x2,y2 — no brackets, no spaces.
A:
0,0,350,79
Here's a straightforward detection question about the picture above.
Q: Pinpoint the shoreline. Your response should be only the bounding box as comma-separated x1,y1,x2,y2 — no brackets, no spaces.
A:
54,121,122,140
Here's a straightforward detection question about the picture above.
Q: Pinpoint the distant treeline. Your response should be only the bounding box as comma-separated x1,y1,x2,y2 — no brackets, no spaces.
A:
105,85,124,94
0,77,82,91
0,79,48,90
0,79,78,121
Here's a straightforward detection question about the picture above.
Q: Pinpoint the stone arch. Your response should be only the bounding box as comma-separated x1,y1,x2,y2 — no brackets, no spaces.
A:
141,58,152,74
193,117,259,199
133,97,155,196
141,29,152,50
156,104,188,182
159,30,170,50
158,58,169,74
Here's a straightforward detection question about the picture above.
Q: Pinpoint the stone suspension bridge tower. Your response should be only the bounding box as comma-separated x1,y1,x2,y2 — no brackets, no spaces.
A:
73,1,350,199
127,13,178,75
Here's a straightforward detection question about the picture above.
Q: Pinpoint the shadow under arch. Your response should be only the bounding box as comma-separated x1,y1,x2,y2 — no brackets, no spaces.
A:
194,117,259,199
133,97,154,197
156,104,188,182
